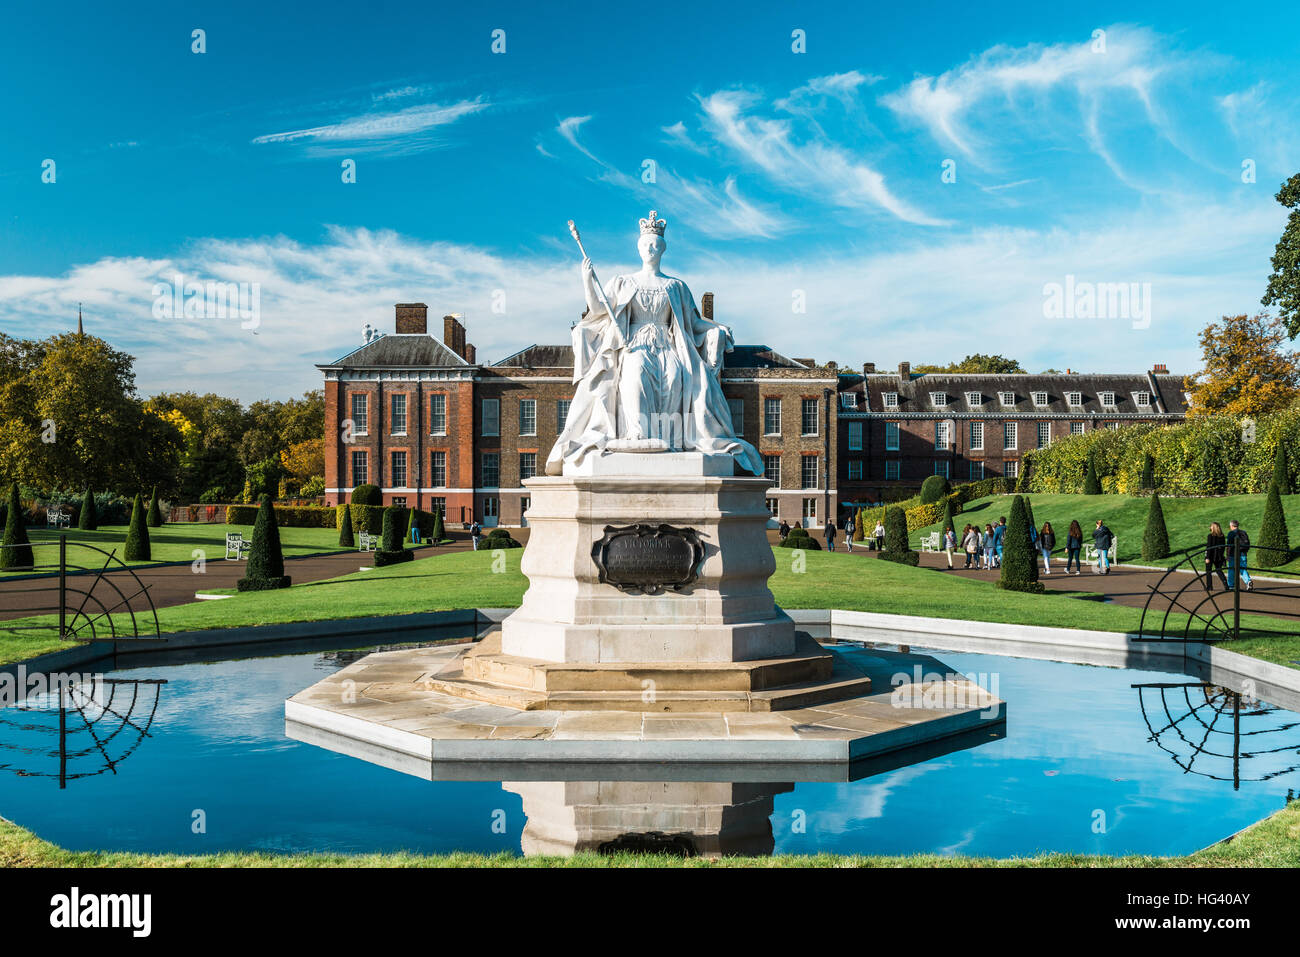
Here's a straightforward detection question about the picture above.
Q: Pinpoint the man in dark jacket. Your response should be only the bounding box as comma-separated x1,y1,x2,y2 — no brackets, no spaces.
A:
1226,520,1254,591
824,520,837,552
778,519,790,541
1092,519,1113,575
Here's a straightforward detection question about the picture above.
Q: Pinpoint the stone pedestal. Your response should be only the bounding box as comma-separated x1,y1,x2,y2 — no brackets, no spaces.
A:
500,451,796,664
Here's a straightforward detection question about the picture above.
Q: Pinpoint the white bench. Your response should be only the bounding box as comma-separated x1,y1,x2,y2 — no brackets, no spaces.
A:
916,531,941,552
1084,537,1118,564
358,531,378,552
225,532,252,560
46,508,71,528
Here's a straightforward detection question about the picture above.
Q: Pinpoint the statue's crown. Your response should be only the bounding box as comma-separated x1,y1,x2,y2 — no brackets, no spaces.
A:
638,209,666,236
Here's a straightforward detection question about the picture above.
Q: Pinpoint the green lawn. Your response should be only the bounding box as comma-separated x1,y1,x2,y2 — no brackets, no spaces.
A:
910,491,1300,572
4,543,1295,668
11,522,348,573
4,800,1297,867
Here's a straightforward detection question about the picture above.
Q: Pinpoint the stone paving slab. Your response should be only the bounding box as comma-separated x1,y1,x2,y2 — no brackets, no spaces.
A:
285,641,1005,767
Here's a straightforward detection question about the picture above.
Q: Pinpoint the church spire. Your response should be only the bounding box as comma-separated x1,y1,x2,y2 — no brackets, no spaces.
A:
77,303,83,336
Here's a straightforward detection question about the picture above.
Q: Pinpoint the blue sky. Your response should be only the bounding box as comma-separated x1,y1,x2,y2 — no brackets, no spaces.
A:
2,1,1298,400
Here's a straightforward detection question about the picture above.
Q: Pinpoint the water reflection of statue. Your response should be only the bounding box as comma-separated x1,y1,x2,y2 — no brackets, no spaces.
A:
545,211,762,476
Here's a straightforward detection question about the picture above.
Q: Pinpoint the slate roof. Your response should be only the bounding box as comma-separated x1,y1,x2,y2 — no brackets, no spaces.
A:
319,334,468,369
491,343,809,370
852,373,1188,417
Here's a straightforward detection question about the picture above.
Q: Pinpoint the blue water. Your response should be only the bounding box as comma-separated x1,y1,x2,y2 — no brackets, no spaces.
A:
0,643,1296,858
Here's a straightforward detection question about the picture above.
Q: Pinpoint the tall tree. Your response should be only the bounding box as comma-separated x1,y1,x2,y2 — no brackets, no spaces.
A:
1262,173,1300,339
912,354,1026,375
1184,313,1300,417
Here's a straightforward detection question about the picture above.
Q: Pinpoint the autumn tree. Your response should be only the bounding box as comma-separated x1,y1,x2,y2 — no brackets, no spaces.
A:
1184,314,1300,417
279,438,325,486
1262,173,1300,339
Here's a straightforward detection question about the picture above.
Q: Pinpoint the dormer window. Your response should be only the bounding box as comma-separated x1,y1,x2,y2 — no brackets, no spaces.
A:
1066,391,1083,408
999,391,1015,406
1134,391,1152,408
883,392,899,409
930,392,948,407
1033,391,1050,408
1100,390,1117,408
839,392,858,410
966,391,982,407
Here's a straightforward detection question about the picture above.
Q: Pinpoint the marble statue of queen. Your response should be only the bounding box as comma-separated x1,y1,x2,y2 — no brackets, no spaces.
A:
545,211,763,476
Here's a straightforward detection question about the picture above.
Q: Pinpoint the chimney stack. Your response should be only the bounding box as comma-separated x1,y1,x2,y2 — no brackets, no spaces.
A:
464,343,476,364
898,361,911,379
395,302,428,334
1152,363,1168,375
863,362,876,375
443,314,467,359
701,292,714,320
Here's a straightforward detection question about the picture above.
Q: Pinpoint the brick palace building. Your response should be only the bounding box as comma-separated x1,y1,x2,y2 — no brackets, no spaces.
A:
321,303,1187,527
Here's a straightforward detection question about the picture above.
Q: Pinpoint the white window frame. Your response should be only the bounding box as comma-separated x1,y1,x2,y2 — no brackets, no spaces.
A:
390,450,408,488
557,398,571,433
350,394,369,436
1066,391,1083,408
429,393,447,436
763,398,782,436
934,421,950,450
966,391,982,407
519,398,537,437
519,451,537,483
1033,391,1050,408
1037,422,1051,448
430,450,447,488
1100,391,1117,409
970,459,984,480
1070,421,1085,436
999,391,1015,407
839,392,858,410
1005,461,1019,478
762,454,781,486
882,392,899,409
1004,422,1018,451
801,455,819,490
970,421,984,451
802,497,817,523
390,394,407,435
1133,391,1152,408
801,398,819,437
481,451,500,489
931,392,948,408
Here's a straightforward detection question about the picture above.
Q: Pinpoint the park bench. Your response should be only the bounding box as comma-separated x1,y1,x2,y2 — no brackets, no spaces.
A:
1084,537,1118,565
358,531,377,552
225,532,252,561
916,531,941,552
46,507,71,529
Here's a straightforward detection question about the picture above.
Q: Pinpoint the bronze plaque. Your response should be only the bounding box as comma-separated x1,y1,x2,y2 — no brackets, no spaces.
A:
591,523,704,595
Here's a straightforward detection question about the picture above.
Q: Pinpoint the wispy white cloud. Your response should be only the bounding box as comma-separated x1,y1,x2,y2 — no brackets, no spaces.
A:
696,88,947,226
252,98,488,155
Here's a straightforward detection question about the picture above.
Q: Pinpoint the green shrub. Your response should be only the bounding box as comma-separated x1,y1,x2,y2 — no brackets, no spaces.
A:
1140,453,1156,491
146,486,163,527
940,497,957,533
776,526,821,550
77,487,97,531
1258,481,1291,568
877,506,919,566
431,507,445,544
1083,449,1102,495
238,495,291,590
997,495,1043,593
0,483,33,570
483,527,522,549
920,475,950,504
1273,442,1294,495
405,507,416,543
338,509,355,548
226,504,336,527
351,484,382,506
374,506,414,566
124,493,151,561
1141,491,1170,560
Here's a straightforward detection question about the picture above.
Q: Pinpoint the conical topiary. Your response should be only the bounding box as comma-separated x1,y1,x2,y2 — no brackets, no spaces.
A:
941,497,957,535
1141,490,1169,560
238,495,291,590
431,507,445,545
338,508,355,548
876,505,919,565
78,487,98,531
123,493,151,561
1273,442,1293,495
997,495,1043,593
0,483,33,570
374,506,414,567
146,486,163,527
855,507,865,543
406,507,417,543
1083,449,1102,495
1258,481,1291,568
1140,452,1156,491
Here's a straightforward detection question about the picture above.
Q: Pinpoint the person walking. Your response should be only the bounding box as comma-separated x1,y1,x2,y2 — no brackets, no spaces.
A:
962,523,980,569
943,524,957,569
1225,520,1254,591
993,517,1006,568
874,520,885,552
1091,519,1112,575
469,519,482,551
843,513,856,552
1205,521,1229,591
778,519,790,541
982,524,997,570
824,519,837,552
1065,520,1083,575
1039,521,1057,575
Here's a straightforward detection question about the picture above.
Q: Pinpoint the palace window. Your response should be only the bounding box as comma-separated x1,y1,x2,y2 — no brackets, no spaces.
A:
1005,461,1019,478
848,459,864,480
429,496,446,518
519,399,537,436
557,399,571,432
1037,422,1051,448
763,454,781,486
885,460,901,481
727,397,744,434
1033,391,1050,408
969,460,984,480
1070,421,1085,436
350,449,368,486
934,460,950,478
481,399,500,436
885,421,900,451
848,421,863,451
1100,391,1117,408
429,394,446,435
839,392,858,410
766,497,779,516
430,450,446,488
481,452,500,488
882,391,899,409
801,398,819,436
1004,422,1018,450
801,455,819,489
390,451,407,487
1066,391,1083,408
390,394,407,435
966,391,982,407
350,394,368,435
519,452,537,482
999,391,1015,407
802,498,817,522
482,497,498,519
931,392,948,407
970,421,984,450
1134,391,1152,408
763,398,782,435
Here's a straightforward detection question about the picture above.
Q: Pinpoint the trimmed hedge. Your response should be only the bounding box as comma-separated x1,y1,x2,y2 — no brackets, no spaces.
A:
78,488,97,531
876,506,919,566
483,527,522,549
238,495,291,590
1258,481,1291,568
997,495,1043,594
776,526,821,550
147,486,163,527
1,483,33,570
124,493,151,562
920,475,950,505
227,504,336,528
350,484,382,506
1141,491,1170,560
374,506,414,566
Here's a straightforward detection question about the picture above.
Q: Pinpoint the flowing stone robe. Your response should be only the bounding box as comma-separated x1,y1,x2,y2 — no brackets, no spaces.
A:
545,273,763,476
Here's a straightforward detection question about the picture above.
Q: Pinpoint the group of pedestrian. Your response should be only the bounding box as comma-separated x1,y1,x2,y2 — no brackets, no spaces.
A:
951,519,1005,570
939,515,1116,576
1204,520,1254,591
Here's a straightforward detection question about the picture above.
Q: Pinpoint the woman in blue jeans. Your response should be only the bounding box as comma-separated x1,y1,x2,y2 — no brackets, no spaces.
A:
1065,520,1083,575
